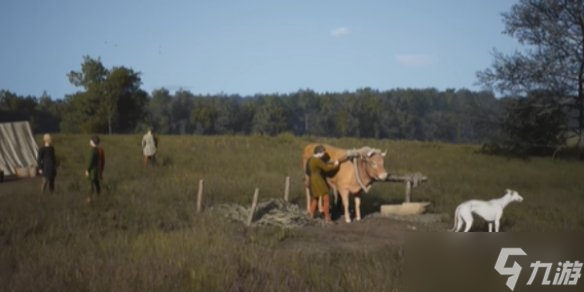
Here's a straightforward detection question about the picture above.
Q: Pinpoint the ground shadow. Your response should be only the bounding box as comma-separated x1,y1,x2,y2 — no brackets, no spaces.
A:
330,192,422,221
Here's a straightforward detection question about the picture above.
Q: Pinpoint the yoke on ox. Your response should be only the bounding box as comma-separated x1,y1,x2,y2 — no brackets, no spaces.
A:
302,144,388,223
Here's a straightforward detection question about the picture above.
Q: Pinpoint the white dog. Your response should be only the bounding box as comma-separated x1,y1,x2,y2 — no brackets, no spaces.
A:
450,189,523,232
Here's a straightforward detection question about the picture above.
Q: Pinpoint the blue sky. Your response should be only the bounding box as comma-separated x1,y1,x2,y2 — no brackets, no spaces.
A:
0,0,520,99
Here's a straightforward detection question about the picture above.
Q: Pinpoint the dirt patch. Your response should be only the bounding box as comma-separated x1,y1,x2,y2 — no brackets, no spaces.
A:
280,213,451,254
286,217,407,253
214,198,451,253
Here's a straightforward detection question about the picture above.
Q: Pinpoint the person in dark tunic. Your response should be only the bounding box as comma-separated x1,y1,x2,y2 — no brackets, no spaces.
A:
85,135,105,202
37,133,57,193
307,145,340,223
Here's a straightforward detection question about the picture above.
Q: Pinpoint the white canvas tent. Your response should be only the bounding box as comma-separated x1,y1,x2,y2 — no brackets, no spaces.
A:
0,121,39,175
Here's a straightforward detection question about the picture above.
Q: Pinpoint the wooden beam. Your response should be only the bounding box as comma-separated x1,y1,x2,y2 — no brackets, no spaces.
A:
385,173,428,203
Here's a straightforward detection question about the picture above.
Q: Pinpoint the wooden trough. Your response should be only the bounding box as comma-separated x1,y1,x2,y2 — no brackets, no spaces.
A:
381,172,429,215
381,202,431,216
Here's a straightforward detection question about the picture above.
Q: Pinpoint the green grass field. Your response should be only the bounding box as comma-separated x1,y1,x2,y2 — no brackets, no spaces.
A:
1,134,583,291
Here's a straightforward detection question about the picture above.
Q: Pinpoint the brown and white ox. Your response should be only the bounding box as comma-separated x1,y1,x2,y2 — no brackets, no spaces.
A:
302,144,388,223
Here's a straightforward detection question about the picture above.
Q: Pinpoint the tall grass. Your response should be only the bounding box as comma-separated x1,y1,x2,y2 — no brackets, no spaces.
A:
0,134,583,291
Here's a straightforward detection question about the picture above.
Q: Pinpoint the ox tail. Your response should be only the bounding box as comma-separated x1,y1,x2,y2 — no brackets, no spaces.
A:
449,206,460,232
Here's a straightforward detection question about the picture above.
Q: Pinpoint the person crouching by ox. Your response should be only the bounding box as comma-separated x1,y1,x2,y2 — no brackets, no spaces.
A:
307,145,341,223
37,133,57,193
85,135,105,203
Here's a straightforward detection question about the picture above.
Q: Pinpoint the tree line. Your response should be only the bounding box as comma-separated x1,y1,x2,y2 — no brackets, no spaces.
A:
0,56,502,144
0,54,570,155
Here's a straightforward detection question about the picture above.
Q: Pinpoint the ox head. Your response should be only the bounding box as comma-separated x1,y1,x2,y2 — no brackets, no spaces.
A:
363,148,388,181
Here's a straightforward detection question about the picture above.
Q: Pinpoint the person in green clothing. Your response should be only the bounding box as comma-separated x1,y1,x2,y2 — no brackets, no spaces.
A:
307,145,341,223
85,135,105,202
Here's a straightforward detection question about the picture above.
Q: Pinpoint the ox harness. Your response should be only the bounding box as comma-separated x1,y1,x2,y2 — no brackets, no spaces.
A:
305,151,379,194
352,155,375,193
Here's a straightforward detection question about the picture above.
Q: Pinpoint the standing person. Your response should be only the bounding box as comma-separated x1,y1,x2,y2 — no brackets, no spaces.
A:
85,135,105,202
142,127,157,166
37,133,57,193
307,145,341,223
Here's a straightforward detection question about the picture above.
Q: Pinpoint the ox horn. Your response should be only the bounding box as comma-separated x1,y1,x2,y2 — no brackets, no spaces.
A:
382,149,387,157
367,150,375,157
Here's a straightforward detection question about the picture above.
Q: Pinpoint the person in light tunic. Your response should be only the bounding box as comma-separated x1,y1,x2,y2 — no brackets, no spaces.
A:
142,128,158,166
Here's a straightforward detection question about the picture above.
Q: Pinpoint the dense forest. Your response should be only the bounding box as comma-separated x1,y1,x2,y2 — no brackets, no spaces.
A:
0,83,501,144
0,51,575,157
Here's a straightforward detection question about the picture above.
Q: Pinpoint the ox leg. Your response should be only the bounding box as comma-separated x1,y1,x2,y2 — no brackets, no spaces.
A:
305,187,311,213
354,196,362,221
331,186,338,220
321,178,335,214
304,173,311,213
339,189,352,223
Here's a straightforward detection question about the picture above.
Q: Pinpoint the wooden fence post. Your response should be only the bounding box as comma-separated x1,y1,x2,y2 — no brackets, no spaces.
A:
405,181,412,203
284,176,290,202
246,188,260,226
196,179,204,213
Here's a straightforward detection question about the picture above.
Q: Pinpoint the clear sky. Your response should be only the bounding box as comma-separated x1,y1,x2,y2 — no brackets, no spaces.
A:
0,0,520,99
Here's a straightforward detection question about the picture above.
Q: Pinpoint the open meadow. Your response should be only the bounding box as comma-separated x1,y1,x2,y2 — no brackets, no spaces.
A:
1,134,584,291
